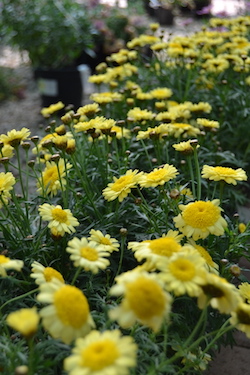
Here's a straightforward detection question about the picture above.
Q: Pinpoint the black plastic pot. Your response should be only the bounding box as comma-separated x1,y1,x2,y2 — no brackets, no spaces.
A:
154,7,174,26
34,66,83,111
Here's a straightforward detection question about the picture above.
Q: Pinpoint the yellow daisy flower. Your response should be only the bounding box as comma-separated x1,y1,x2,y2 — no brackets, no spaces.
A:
198,273,240,314
238,223,247,233
173,199,227,240
238,282,250,303
90,92,123,105
77,103,100,117
187,239,219,274
38,203,79,236
30,261,64,285
138,164,178,188
40,101,64,116
201,165,247,185
128,230,183,268
37,279,95,344
127,107,155,122
0,144,14,159
172,140,196,155
0,254,23,277
66,237,110,274
168,123,200,138
88,229,120,253
149,87,173,100
0,127,30,147
6,307,39,339
158,246,207,297
0,172,16,207
37,159,72,197
109,125,131,140
64,329,137,375
196,118,220,130
109,270,172,332
230,302,250,338
102,169,141,202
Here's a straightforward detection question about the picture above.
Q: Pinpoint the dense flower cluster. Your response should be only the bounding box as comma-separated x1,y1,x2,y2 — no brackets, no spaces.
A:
1,13,250,375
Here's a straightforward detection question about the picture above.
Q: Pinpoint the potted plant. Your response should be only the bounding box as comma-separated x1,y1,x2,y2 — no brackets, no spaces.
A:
0,0,94,110
78,1,149,72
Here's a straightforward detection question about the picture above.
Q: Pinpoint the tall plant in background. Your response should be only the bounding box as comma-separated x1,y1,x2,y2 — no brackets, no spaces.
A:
0,14,250,375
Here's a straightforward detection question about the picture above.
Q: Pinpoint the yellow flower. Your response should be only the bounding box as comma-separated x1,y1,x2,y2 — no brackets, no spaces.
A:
239,223,247,233
64,330,137,375
149,87,173,100
37,159,72,197
38,203,79,236
188,240,219,274
110,125,131,140
230,302,250,338
37,279,95,344
0,144,14,159
201,165,247,185
102,169,141,202
172,140,197,155
40,101,64,116
77,103,100,117
198,273,240,314
138,164,178,188
196,118,220,129
88,229,120,253
173,199,227,240
0,127,30,147
6,307,39,339
127,107,155,122
30,261,64,285
90,92,123,105
158,246,207,297
169,123,200,138
109,270,172,332
238,282,250,303
0,254,23,277
0,172,16,208
202,57,230,73
66,237,110,274
128,230,183,268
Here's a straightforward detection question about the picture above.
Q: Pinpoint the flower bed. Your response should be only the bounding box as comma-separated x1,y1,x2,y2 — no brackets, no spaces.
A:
1,15,250,375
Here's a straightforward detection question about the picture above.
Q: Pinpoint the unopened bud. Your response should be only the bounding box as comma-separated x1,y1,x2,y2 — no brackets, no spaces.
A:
230,264,241,277
120,228,128,236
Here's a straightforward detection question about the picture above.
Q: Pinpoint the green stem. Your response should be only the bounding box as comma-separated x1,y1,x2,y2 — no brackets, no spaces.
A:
187,156,196,199
193,147,201,200
0,288,39,312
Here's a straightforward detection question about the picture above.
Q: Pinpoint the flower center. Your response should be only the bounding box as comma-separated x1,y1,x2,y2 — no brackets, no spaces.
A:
81,339,119,370
100,237,111,245
51,208,68,223
182,201,220,228
126,277,165,319
54,285,89,328
112,176,133,192
147,169,166,181
43,267,64,283
169,258,196,281
80,246,99,261
237,308,250,325
149,237,181,257
0,255,9,264
202,283,225,298
214,166,236,176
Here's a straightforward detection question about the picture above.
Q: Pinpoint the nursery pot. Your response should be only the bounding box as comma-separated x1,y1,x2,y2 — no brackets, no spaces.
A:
154,7,174,26
34,66,83,110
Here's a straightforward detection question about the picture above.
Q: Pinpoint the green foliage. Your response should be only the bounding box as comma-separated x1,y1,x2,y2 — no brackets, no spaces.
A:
0,0,94,69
